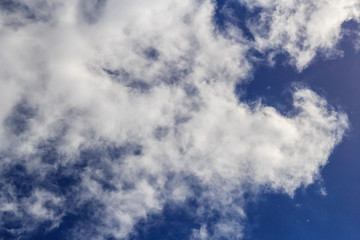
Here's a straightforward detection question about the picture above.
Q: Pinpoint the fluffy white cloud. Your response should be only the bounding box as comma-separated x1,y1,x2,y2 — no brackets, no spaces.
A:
240,0,360,70
0,0,354,239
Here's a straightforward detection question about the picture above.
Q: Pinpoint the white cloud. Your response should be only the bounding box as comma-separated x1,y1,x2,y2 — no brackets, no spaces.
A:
0,0,354,239
240,0,360,70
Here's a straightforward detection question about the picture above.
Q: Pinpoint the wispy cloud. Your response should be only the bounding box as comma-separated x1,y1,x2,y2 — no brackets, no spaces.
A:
240,0,360,70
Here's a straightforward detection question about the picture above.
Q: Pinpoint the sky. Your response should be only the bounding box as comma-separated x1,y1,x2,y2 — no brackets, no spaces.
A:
0,0,359,240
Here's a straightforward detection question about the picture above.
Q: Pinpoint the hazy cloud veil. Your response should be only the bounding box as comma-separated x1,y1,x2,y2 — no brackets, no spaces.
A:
0,0,358,239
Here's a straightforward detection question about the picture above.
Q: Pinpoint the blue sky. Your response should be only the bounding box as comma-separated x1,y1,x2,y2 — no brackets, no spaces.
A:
0,1,359,240
242,27,360,239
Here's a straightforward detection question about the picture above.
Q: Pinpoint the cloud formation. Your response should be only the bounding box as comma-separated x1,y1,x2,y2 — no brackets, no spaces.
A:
0,0,357,239
241,0,360,70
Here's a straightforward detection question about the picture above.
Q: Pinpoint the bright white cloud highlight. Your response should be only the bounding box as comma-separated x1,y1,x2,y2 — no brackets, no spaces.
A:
241,0,360,70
